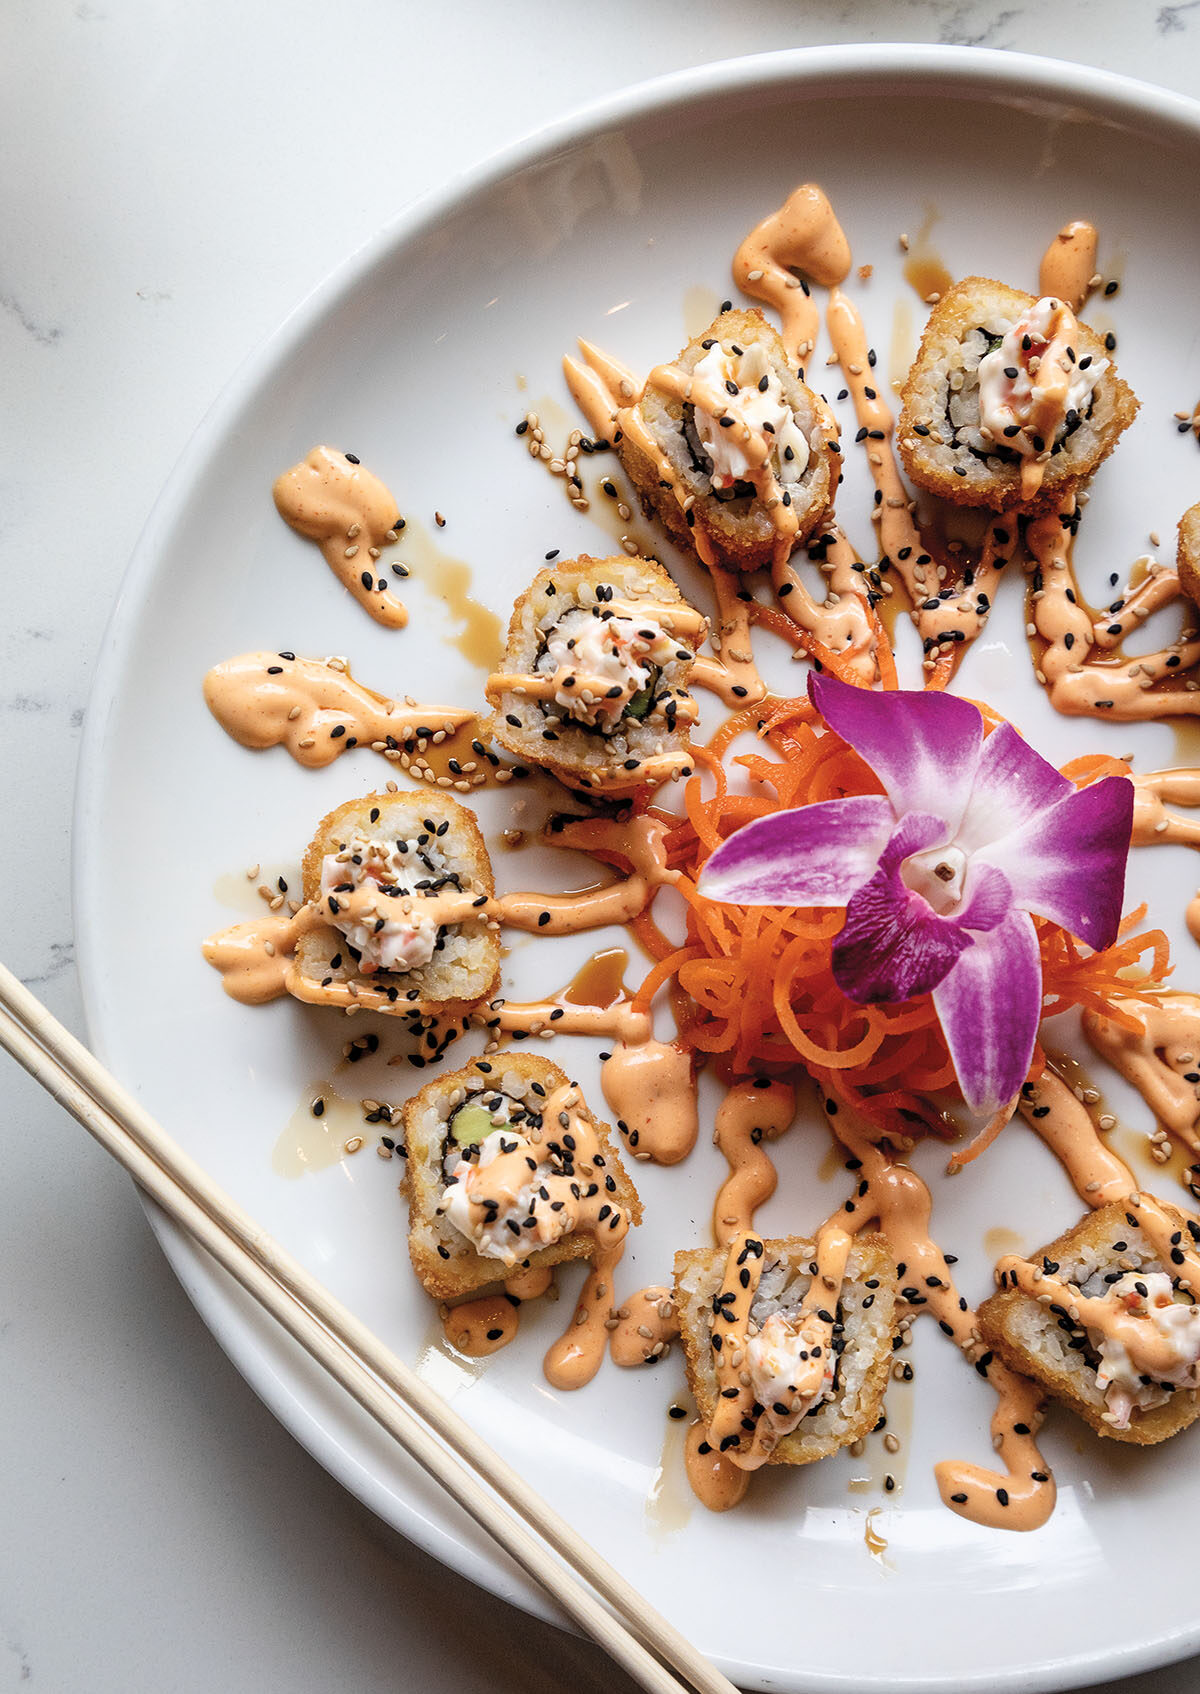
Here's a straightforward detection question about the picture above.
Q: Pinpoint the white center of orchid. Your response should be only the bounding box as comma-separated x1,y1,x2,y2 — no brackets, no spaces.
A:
902,844,968,915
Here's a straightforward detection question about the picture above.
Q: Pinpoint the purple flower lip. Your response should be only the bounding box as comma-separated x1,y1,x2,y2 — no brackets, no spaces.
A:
697,672,1134,1118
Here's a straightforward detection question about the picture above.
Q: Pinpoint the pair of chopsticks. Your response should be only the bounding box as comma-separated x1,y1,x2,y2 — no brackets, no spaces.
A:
0,962,738,1694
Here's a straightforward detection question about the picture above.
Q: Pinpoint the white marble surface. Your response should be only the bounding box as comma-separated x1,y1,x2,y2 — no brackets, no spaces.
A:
4,3,1200,1689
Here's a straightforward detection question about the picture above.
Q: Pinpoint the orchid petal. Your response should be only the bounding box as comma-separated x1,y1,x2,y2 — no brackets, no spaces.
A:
953,722,1074,855
932,910,1041,1115
697,795,895,907
833,813,971,1004
973,775,1134,949
956,862,1013,933
809,671,983,833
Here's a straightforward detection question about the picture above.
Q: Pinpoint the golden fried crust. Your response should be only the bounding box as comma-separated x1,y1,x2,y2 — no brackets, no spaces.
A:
897,276,1139,514
402,1054,641,1300
674,1233,896,1467
287,790,499,1019
487,552,701,796
977,1199,1200,1446
620,307,837,573
1177,502,1200,607
299,790,495,903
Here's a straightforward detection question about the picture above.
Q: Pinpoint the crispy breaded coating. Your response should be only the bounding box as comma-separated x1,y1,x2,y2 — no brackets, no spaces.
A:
619,308,837,572
486,552,703,795
286,790,499,1018
978,1199,1200,1446
402,1054,641,1299
1176,501,1200,606
674,1234,896,1466
898,276,1138,513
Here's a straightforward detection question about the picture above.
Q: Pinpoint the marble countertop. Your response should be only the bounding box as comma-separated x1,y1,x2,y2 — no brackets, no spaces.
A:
4,3,1200,1690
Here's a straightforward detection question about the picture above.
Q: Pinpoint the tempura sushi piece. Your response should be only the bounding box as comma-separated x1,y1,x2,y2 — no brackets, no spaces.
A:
618,307,838,572
978,1199,1200,1445
402,1054,642,1299
675,1234,897,1468
485,553,706,794
897,277,1138,512
286,791,499,1018
1176,501,1200,606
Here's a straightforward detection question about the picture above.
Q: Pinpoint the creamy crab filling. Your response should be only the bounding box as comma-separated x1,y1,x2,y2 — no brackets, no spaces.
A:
1092,1271,1200,1429
976,296,1107,459
744,1308,835,1438
540,607,675,725
690,340,810,490
319,831,450,973
439,1127,572,1267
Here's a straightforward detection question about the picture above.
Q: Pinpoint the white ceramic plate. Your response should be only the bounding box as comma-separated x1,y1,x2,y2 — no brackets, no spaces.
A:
75,45,1200,1693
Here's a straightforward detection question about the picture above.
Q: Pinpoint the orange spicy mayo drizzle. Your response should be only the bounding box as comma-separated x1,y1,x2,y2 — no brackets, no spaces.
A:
496,995,698,1169
770,527,879,687
997,1193,1200,1366
684,1419,749,1511
826,281,1014,686
1012,300,1088,505
1017,1066,1135,1208
712,1079,796,1246
203,651,473,768
563,341,798,577
202,903,321,1004
608,1285,680,1366
705,1223,851,1470
603,1040,698,1165
203,883,490,1006
826,287,921,582
545,1239,628,1389
1026,501,1200,720
204,837,670,1007
822,1094,1056,1530
561,338,706,557
273,447,408,627
439,1078,633,1392
1084,995,1200,1156
697,566,768,704
732,183,852,366
441,1292,519,1357
491,1023,694,1182
994,1195,1200,1424
1090,562,1183,652
1038,221,1099,315
637,360,802,570
1132,769,1200,848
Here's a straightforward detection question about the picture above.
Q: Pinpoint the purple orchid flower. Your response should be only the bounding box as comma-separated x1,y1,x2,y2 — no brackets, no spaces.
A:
697,672,1134,1118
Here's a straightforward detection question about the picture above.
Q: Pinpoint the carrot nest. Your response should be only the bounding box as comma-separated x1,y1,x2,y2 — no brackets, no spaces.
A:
630,699,1169,1141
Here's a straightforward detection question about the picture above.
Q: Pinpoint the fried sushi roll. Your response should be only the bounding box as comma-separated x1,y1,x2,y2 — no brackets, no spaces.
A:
402,1054,642,1299
485,553,706,794
286,790,499,1017
616,308,838,572
1176,500,1200,607
897,277,1138,511
675,1233,897,1469
978,1198,1200,1444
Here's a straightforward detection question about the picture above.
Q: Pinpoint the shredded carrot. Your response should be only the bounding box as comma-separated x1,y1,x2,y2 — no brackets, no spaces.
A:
638,697,1170,1146
869,603,899,693
1060,753,1133,785
924,653,956,692
750,602,869,686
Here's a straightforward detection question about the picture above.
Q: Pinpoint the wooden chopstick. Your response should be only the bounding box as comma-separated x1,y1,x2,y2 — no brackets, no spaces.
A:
0,963,739,1694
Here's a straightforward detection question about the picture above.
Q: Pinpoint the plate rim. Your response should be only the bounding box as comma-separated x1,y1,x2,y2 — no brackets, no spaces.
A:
72,42,1200,1693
